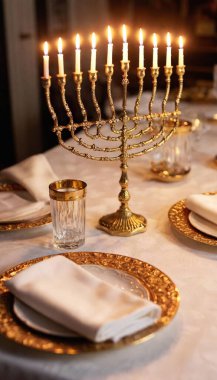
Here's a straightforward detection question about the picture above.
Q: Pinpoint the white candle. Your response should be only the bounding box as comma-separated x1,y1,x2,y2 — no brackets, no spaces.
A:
90,32,97,72
57,37,64,76
178,36,184,66
75,34,81,73
139,28,144,68
166,32,172,67
152,33,158,68
122,24,128,62
43,41,49,78
107,26,113,65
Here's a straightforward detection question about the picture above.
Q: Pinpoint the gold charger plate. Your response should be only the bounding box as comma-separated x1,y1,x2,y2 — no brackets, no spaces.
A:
168,195,217,246
0,252,179,355
0,183,51,231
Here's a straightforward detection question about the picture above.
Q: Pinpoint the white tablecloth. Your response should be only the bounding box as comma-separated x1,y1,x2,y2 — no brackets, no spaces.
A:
0,102,217,380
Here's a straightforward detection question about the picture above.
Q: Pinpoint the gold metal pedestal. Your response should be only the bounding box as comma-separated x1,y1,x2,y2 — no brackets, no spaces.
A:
98,209,147,236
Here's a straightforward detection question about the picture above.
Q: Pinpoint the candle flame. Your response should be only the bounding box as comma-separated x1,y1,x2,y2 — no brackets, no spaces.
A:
139,28,143,45
166,32,171,47
43,41,49,55
153,33,158,48
107,26,112,44
122,24,127,43
76,34,80,49
91,32,96,49
57,37,63,54
179,36,184,48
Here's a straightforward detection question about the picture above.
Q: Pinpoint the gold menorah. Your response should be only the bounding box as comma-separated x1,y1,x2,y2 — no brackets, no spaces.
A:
42,55,185,236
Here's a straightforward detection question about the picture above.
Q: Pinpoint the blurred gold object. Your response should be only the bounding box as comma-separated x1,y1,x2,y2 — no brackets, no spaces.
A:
207,114,217,125
151,119,192,182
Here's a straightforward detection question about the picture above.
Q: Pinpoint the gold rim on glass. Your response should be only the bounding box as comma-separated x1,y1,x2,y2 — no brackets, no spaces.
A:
0,251,180,354
164,118,193,134
49,179,87,201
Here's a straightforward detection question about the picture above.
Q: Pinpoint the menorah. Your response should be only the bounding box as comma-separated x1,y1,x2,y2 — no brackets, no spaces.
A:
41,34,185,237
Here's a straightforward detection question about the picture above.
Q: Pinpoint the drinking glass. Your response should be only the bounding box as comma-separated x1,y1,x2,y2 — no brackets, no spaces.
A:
49,179,87,249
150,119,193,181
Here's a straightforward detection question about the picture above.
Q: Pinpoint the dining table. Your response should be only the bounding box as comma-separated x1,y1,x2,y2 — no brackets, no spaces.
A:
0,100,217,380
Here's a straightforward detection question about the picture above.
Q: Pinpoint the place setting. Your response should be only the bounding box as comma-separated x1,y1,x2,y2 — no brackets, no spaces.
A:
0,251,179,354
0,154,55,231
168,192,217,247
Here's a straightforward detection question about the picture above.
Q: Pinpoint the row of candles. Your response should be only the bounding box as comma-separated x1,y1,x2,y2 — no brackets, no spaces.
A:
43,25,184,78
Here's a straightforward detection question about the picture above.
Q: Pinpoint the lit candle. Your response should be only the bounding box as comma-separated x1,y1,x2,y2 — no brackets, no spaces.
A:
122,24,128,62
166,32,171,67
139,28,144,68
57,37,64,76
90,32,97,72
178,36,184,66
152,33,158,68
43,41,49,78
107,26,113,65
75,34,81,73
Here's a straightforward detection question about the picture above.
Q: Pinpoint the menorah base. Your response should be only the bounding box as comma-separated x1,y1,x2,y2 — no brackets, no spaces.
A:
98,208,147,236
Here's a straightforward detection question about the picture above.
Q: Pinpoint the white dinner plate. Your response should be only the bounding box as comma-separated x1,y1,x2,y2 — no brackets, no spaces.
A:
14,298,76,337
188,211,217,238
13,264,149,337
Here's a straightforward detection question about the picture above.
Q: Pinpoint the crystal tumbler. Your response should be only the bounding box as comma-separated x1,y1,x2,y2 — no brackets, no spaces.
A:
150,119,193,182
49,179,87,249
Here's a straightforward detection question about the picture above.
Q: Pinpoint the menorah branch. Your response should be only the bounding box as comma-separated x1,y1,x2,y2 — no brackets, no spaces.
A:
105,64,116,119
57,75,73,126
149,67,159,115
73,72,88,122
162,66,173,113
175,65,185,111
42,77,58,128
134,67,146,116
88,71,102,123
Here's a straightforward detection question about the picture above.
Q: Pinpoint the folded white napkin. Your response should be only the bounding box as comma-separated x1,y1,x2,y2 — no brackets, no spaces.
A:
6,256,161,343
0,200,49,223
186,194,217,225
1,154,57,202
0,190,50,223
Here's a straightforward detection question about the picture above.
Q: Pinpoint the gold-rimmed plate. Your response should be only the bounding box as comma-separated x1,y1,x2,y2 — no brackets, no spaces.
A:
168,196,217,246
0,183,51,231
0,252,180,354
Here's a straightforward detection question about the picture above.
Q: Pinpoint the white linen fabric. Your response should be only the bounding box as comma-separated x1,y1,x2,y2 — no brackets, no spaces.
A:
186,194,217,225
0,154,58,202
6,256,161,343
